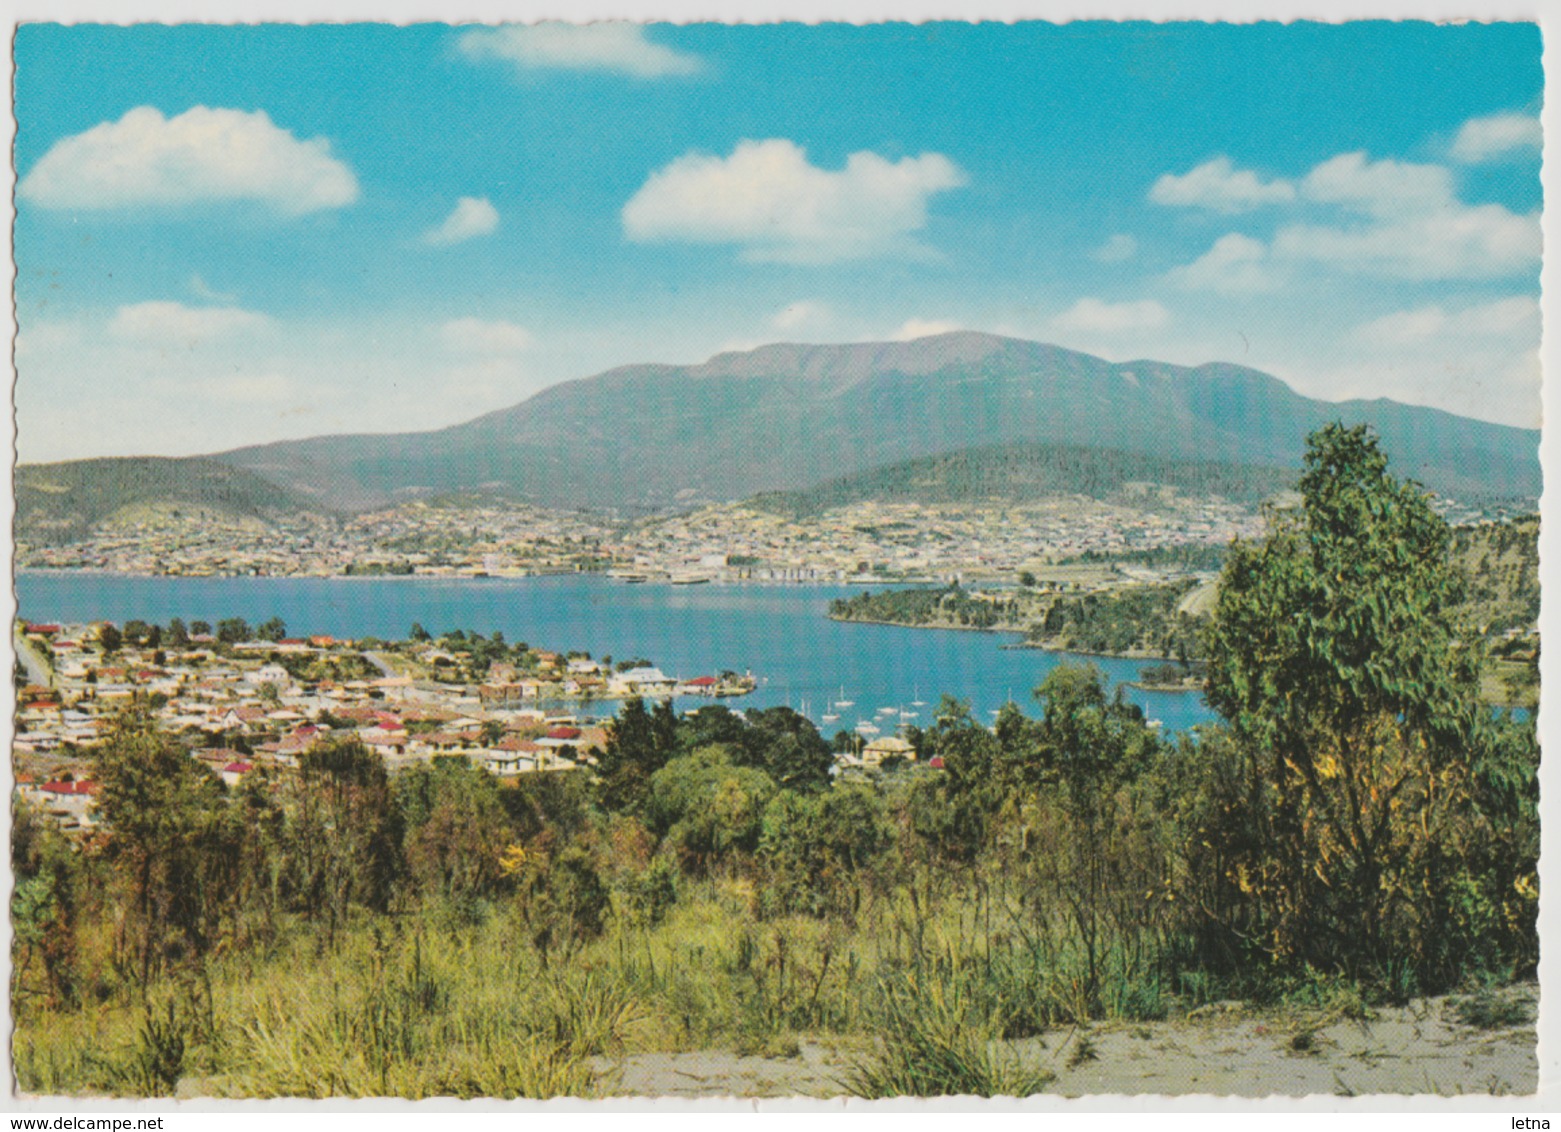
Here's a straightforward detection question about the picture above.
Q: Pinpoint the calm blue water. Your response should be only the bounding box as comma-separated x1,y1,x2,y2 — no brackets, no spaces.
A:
15,573,1220,734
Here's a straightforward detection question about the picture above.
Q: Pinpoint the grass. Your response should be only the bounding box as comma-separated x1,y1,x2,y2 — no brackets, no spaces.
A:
841,971,1055,1098
14,886,1103,1099
11,883,1537,1099
1447,988,1535,1031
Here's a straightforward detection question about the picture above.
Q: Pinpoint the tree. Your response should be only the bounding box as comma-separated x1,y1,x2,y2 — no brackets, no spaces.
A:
914,696,1001,862
397,757,512,908
93,713,240,985
644,746,776,874
167,618,190,648
741,706,834,793
409,622,431,642
189,620,212,638
256,617,287,642
289,738,402,941
1031,665,1155,803
1018,570,1037,589
97,623,122,655
11,803,86,1006
1202,423,1519,983
1028,664,1160,1001
216,618,250,645
595,697,677,813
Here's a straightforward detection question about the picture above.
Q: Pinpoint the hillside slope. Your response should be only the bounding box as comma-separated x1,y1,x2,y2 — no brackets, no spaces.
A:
749,441,1296,519
16,457,329,545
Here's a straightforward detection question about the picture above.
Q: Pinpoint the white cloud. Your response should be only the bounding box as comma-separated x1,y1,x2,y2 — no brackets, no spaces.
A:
425,197,500,246
19,106,359,215
109,301,273,344
1166,233,1284,296
1276,153,1539,279
1091,233,1138,263
890,318,963,341
1149,156,1295,214
1451,112,1542,163
1049,298,1169,335
440,317,533,354
1165,148,1540,284
771,300,832,331
16,313,562,462
1350,296,1539,348
1299,152,1455,219
1272,206,1538,280
1291,296,1543,427
188,274,237,305
457,23,704,79
622,138,969,264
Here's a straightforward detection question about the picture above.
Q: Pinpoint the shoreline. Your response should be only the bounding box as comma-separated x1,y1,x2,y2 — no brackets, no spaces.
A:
828,613,1208,681
825,613,1025,636
16,567,1007,588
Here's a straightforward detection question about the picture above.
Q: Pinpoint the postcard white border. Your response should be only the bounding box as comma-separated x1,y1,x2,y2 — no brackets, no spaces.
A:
0,3,1552,1123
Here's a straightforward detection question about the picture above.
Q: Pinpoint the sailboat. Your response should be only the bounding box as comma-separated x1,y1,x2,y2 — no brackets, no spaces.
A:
833,685,855,709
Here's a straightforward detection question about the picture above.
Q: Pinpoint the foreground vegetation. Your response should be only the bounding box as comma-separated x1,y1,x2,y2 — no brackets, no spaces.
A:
12,426,1539,1098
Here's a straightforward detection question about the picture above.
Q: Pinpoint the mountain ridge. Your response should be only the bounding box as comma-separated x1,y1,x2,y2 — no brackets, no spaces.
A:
26,332,1542,518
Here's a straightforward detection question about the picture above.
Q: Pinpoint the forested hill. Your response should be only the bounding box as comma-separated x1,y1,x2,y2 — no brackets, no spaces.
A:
17,457,329,546
1452,514,1541,636
749,442,1294,519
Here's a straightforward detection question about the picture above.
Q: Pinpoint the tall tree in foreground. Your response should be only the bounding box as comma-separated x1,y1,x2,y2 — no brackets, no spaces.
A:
93,712,239,985
289,738,402,942
1202,423,1536,986
595,696,678,813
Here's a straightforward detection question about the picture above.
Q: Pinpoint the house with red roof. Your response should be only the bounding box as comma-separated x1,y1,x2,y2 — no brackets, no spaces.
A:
220,761,254,787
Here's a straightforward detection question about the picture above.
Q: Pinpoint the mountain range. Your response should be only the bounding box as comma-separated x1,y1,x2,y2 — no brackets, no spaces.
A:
21,332,1542,531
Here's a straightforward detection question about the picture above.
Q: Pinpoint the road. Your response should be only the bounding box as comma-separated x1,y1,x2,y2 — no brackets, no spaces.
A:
364,651,398,678
13,630,53,688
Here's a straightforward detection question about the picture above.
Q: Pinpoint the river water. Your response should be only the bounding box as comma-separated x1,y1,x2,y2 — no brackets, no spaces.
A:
15,573,1220,734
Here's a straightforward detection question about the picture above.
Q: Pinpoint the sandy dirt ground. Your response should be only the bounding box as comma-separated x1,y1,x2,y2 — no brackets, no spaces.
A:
592,985,1538,1099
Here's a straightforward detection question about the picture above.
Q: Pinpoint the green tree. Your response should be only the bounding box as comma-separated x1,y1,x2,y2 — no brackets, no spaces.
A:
289,738,402,941
11,803,86,1007
645,747,776,875
256,617,287,642
1202,423,1522,982
216,618,250,645
397,757,513,907
93,713,239,985
1028,664,1160,1002
596,697,677,813
97,623,123,655
913,696,1000,862
742,706,835,793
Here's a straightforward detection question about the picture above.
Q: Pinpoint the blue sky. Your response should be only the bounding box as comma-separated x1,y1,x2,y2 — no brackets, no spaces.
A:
13,21,1543,462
